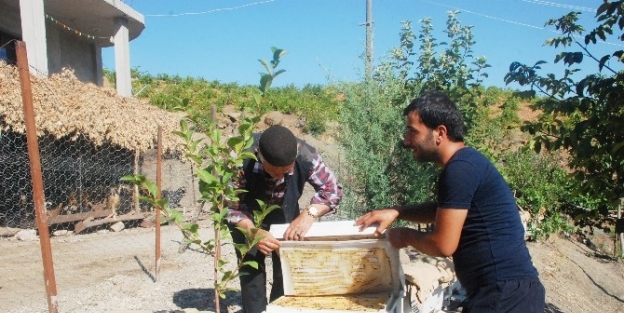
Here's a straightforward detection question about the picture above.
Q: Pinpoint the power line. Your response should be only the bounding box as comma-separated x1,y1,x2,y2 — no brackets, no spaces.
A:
419,0,544,30
520,0,595,13
418,0,624,48
143,0,276,18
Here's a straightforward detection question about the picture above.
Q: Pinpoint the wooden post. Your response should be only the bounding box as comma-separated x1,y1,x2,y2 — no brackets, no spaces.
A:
155,126,163,280
616,199,624,258
16,40,59,313
133,151,140,213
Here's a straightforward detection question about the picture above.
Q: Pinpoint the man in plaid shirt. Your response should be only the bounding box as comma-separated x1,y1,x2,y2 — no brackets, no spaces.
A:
226,125,342,313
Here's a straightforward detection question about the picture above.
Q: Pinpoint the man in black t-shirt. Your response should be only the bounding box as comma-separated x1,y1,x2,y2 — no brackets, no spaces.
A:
355,92,545,313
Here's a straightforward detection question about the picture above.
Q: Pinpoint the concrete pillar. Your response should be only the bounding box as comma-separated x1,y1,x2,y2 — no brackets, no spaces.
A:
95,43,103,87
113,17,132,97
19,0,48,76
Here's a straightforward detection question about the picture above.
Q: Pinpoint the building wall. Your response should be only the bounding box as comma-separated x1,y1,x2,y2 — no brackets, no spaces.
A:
0,3,21,65
0,1,21,36
46,19,99,84
0,3,100,85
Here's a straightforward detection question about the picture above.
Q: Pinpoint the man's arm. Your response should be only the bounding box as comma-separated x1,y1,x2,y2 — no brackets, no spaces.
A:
354,201,437,236
396,201,438,223
284,150,343,240
306,152,343,215
389,207,467,257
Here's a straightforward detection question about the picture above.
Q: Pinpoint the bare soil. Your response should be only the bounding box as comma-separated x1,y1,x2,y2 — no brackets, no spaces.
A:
1,220,623,313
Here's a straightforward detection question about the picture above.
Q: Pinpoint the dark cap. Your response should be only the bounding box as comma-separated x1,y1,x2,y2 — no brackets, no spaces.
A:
258,125,297,166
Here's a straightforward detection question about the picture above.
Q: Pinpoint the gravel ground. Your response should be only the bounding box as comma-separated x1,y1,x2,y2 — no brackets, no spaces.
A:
1,221,248,313
2,212,624,313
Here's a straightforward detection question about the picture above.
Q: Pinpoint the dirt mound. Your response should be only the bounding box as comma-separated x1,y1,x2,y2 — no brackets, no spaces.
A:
529,234,624,312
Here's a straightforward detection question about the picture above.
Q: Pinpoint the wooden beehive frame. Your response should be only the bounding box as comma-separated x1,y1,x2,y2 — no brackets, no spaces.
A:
268,221,408,312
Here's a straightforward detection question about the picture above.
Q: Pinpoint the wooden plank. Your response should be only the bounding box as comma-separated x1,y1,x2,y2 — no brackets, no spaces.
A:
74,212,145,234
269,220,378,241
140,214,157,228
46,204,111,225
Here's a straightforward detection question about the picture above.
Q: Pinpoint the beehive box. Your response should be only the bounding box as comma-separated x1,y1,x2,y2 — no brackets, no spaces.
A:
266,221,410,313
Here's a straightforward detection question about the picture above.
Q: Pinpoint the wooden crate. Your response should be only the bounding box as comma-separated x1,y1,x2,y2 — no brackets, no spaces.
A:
266,221,410,313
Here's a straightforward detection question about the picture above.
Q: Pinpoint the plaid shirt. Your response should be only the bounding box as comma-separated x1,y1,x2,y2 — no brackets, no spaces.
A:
226,149,342,224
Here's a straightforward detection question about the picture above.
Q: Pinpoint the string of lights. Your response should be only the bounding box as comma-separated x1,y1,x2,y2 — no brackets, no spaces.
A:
45,14,110,41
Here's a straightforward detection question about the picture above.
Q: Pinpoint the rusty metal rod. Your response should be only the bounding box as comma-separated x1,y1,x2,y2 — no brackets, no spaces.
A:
155,125,163,280
16,40,59,313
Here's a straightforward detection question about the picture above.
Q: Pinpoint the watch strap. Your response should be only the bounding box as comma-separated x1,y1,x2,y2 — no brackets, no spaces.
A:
306,205,319,218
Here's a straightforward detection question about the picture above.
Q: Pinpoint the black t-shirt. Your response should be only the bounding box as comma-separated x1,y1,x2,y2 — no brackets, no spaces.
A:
437,147,538,294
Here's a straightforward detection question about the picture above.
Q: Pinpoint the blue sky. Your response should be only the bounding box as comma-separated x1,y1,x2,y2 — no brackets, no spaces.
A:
103,0,618,89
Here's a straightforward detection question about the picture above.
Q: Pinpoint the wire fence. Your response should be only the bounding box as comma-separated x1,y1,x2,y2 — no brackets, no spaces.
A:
0,130,201,312
0,43,203,312
0,130,197,230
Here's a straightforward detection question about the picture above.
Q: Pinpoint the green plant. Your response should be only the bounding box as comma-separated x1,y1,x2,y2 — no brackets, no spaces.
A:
339,11,575,239
173,115,279,294
105,46,342,135
121,115,277,309
530,212,576,241
103,67,115,87
253,47,288,112
122,47,290,313
499,149,573,235
504,1,624,226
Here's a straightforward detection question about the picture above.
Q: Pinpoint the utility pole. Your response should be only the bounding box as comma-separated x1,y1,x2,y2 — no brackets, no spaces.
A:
365,0,373,80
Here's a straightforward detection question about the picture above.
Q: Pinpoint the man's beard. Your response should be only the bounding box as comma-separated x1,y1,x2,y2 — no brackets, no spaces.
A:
413,147,439,164
411,132,440,164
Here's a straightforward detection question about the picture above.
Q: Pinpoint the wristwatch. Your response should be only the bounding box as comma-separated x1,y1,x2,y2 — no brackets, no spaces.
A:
306,205,319,218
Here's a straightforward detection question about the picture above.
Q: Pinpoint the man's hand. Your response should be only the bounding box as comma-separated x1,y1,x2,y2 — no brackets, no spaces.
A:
283,213,315,241
354,208,400,237
254,229,281,255
236,218,281,255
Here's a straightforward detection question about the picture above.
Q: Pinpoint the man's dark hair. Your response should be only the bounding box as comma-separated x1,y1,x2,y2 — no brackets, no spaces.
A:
259,125,297,166
403,91,465,142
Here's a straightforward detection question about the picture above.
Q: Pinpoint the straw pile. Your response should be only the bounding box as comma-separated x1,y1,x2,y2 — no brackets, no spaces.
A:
0,61,184,152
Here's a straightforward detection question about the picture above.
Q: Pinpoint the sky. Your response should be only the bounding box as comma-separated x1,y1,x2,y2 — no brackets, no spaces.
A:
102,0,620,89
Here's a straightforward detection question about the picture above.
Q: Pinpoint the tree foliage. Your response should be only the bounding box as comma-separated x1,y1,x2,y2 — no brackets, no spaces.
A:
338,11,579,239
338,11,491,218
505,1,624,215
121,48,291,312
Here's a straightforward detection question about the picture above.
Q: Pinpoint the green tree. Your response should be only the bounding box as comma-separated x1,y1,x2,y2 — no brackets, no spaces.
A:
339,11,571,238
338,11,490,218
123,47,289,313
505,1,624,219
